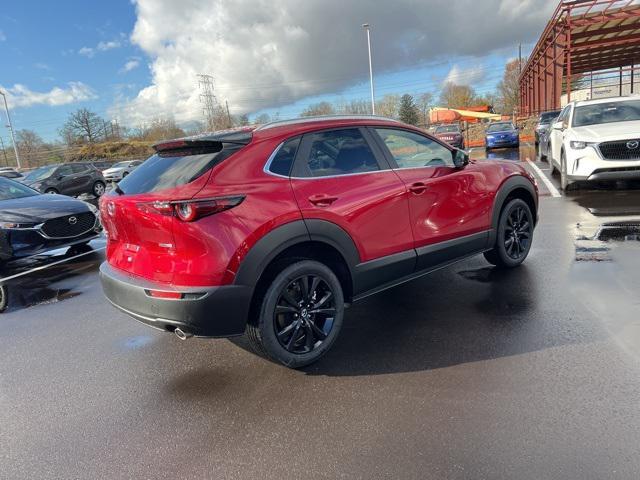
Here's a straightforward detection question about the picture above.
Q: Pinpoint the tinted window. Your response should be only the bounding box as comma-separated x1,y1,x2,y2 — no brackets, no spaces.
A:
57,165,74,177
268,137,300,176
70,164,89,173
117,146,242,194
376,128,454,169
131,161,143,167
486,123,515,133
23,165,58,183
573,100,640,127
300,129,379,177
0,177,38,200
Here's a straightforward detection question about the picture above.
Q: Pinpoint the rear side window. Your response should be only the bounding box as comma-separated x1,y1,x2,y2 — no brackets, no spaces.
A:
117,145,243,194
71,164,89,173
295,128,379,178
268,137,300,176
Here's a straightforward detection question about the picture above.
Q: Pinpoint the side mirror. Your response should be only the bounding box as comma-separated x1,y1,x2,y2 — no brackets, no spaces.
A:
552,121,564,131
453,149,469,168
57,175,65,180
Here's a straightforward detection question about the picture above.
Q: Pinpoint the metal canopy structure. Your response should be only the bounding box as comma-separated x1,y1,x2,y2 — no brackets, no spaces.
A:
520,0,640,116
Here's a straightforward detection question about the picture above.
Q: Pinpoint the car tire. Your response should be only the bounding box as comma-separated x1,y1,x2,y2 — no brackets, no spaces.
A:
122,171,129,178
246,260,344,368
484,198,534,269
560,152,576,191
92,181,106,197
0,284,7,313
44,188,58,194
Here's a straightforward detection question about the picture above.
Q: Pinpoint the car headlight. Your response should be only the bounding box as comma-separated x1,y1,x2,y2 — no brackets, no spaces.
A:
569,141,598,150
487,135,494,140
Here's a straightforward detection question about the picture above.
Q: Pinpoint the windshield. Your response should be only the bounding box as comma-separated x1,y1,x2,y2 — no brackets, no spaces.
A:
22,165,58,183
112,161,129,168
0,177,38,200
435,125,459,134
487,123,514,133
573,100,640,127
539,111,560,123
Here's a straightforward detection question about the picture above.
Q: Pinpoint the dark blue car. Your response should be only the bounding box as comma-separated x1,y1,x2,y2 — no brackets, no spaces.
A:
485,122,520,151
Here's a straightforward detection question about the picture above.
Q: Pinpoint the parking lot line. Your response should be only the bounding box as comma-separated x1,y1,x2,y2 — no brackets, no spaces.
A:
526,159,561,198
0,247,106,284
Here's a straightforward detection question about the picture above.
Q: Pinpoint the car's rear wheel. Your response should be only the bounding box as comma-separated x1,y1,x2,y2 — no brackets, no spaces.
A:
92,181,106,197
484,198,533,268
246,260,344,368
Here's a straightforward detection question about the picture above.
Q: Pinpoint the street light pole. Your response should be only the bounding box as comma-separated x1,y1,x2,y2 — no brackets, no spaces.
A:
362,23,376,115
0,90,21,169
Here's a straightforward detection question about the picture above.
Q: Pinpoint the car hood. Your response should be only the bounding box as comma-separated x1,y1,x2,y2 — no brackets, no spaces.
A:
103,167,125,174
487,130,517,135
571,120,640,141
0,194,91,224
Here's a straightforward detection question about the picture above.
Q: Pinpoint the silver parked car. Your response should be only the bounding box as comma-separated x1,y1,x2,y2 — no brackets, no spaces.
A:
102,160,143,182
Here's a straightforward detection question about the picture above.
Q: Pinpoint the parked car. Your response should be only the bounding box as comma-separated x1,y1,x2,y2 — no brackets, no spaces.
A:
485,122,520,150
433,124,465,149
534,110,561,146
90,160,115,171
549,96,640,190
0,176,101,264
0,168,23,180
100,117,538,368
102,160,143,182
21,163,106,197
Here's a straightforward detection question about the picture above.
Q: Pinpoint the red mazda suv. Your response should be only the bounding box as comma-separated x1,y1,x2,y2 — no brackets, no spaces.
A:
100,116,538,368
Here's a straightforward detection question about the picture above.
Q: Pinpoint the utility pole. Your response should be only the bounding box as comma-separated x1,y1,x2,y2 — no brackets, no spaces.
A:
362,23,376,115
225,100,232,128
0,90,21,169
197,74,218,130
519,43,522,74
0,136,8,166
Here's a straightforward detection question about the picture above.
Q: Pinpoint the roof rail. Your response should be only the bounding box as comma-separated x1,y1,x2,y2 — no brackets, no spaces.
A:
256,115,401,131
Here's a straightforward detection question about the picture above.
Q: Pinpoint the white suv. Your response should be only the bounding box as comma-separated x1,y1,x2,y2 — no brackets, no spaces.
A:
549,96,640,190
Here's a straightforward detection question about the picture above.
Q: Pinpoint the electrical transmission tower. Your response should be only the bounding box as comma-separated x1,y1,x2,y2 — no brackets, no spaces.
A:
197,74,218,130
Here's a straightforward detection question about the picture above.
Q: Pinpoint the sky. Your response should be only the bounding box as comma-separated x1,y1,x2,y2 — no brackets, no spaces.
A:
1,0,558,143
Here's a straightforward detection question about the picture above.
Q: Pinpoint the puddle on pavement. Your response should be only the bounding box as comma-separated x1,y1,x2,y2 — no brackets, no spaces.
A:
0,240,105,313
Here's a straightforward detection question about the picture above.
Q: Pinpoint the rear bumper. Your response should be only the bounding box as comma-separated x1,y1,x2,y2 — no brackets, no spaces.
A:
99,262,252,337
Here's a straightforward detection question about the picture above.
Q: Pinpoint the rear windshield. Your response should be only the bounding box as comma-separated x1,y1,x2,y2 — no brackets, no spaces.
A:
573,100,640,127
539,111,560,123
116,145,242,194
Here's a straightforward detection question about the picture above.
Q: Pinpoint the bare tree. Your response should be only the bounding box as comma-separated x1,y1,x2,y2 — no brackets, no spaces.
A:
439,83,476,108
301,102,336,117
254,113,272,124
135,117,186,142
375,94,401,119
337,99,370,115
416,92,434,126
16,129,45,168
60,108,104,144
496,59,521,115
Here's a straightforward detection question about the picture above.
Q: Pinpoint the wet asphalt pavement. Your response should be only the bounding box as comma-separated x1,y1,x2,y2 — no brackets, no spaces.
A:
2,147,640,479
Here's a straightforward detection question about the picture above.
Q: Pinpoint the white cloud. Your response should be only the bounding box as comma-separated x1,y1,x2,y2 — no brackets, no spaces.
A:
97,40,121,51
78,46,95,58
112,0,557,124
0,30,6,42
0,82,97,108
444,64,487,86
120,58,141,73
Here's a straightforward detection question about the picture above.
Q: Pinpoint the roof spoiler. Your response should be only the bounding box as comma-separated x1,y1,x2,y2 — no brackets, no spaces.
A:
153,128,254,153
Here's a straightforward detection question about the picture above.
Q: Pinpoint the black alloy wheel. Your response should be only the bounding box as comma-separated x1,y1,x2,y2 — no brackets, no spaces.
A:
274,274,336,354
503,204,532,260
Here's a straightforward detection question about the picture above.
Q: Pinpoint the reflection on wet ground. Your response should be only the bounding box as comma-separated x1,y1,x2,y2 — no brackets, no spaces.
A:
0,238,105,313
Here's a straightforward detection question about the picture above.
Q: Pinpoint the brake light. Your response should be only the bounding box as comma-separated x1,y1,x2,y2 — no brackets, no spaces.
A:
136,196,244,222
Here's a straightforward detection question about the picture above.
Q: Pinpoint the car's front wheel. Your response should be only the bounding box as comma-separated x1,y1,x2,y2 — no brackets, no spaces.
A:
246,260,344,368
44,188,58,194
484,198,533,268
93,181,106,197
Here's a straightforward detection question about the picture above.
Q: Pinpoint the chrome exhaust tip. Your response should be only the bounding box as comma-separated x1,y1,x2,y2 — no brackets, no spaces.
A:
174,328,193,340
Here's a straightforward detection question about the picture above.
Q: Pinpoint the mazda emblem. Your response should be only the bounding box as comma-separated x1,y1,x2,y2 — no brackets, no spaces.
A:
626,140,639,150
68,216,78,225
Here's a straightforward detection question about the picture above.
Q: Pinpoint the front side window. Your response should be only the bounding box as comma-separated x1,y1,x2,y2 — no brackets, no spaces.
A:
23,165,57,183
375,128,454,169
71,164,89,173
573,100,640,127
299,129,379,177
57,165,74,177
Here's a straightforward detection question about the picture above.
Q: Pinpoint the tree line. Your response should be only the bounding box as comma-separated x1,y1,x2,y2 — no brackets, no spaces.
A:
0,59,521,169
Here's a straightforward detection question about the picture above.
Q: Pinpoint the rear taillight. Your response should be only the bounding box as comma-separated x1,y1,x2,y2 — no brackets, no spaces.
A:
136,196,244,222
